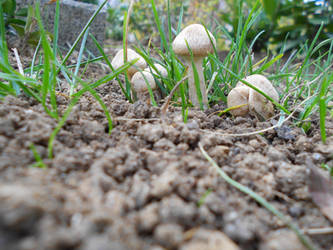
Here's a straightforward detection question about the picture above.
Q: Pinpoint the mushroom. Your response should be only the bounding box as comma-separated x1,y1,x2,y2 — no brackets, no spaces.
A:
227,74,279,120
131,71,156,102
172,24,216,109
239,74,279,120
227,86,250,116
144,63,168,78
111,48,147,79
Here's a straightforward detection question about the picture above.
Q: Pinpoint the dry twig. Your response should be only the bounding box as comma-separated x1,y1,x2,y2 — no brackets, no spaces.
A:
12,48,24,75
161,76,188,121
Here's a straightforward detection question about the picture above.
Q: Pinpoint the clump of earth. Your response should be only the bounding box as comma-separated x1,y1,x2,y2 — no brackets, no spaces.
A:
0,48,333,250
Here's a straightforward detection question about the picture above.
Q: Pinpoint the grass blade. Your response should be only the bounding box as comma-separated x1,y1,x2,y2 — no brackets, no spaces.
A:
70,27,90,96
59,0,108,70
254,53,284,74
53,0,60,55
199,143,316,250
89,33,130,100
122,10,132,99
0,4,20,95
29,143,47,168
0,82,15,95
138,70,157,106
151,0,168,52
186,41,204,110
319,97,327,143
48,60,132,157
79,80,113,135
134,46,171,93
176,3,184,35
233,0,261,73
294,23,324,86
0,4,9,64
35,2,58,119
220,64,290,114
319,74,332,143
72,60,136,97
48,96,80,158
30,38,42,77
0,71,42,101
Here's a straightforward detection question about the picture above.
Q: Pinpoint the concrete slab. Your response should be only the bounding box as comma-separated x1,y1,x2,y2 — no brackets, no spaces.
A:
16,0,106,55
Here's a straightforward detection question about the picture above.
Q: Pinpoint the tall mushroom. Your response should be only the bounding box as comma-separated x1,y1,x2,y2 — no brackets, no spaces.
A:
172,24,216,109
111,48,147,79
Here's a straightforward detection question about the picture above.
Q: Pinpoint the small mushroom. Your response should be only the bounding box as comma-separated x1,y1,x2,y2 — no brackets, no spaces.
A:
227,86,250,116
144,63,168,78
111,48,147,79
172,24,216,109
131,71,156,102
227,74,279,120
240,74,279,120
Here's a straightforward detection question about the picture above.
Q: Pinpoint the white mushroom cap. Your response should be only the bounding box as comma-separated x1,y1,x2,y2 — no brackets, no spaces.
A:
172,24,216,57
227,86,250,116
131,71,156,94
172,24,216,109
144,63,168,78
235,74,279,119
236,74,279,101
111,48,147,78
249,89,275,120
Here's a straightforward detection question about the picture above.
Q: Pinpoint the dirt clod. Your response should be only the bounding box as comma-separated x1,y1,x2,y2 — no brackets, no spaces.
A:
0,60,332,250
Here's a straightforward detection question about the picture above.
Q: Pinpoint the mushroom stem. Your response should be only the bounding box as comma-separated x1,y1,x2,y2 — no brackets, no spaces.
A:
185,56,208,109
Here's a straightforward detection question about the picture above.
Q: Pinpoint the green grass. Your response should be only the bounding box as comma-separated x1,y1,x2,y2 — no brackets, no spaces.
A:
0,0,332,249
1,0,331,155
150,0,187,117
135,5,332,249
132,0,332,133
199,143,317,250
0,0,333,249
29,143,47,169
0,0,134,159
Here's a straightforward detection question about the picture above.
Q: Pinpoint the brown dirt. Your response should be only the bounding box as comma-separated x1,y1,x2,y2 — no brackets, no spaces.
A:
1,48,333,250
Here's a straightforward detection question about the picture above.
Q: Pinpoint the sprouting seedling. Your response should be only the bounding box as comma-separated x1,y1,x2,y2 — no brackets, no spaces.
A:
172,24,216,109
227,74,279,120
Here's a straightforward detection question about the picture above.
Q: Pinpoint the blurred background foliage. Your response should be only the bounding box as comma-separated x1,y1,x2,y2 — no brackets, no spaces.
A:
107,0,187,43
1,0,27,35
77,0,98,4
225,0,333,51
106,0,333,52
2,0,332,53
1,0,47,47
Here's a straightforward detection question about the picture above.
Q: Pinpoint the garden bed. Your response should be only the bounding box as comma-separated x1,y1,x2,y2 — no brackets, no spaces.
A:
1,47,333,250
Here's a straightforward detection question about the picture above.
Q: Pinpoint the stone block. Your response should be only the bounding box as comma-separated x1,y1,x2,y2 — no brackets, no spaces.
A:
16,0,106,55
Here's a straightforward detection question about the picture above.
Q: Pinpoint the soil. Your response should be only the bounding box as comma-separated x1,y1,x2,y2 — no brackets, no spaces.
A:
1,45,333,250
